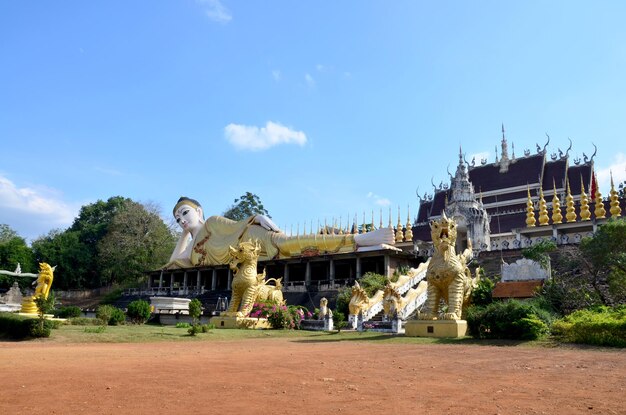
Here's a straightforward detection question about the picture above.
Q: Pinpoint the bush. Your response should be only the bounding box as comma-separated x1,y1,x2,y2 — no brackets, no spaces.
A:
96,304,126,326
466,300,551,340
0,312,55,339
552,305,626,347
249,301,310,329
55,306,82,319
189,299,202,324
471,274,495,307
126,300,151,324
175,322,191,328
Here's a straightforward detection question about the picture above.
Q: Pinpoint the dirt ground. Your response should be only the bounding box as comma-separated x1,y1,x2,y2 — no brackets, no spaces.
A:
1,338,625,415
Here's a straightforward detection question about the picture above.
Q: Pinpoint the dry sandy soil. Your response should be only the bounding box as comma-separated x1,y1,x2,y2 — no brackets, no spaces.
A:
1,337,625,415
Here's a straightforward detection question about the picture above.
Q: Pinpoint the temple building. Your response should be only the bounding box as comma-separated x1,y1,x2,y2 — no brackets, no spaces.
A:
413,126,625,255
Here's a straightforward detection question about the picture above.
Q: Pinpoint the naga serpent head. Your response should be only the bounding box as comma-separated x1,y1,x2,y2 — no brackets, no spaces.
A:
430,211,457,251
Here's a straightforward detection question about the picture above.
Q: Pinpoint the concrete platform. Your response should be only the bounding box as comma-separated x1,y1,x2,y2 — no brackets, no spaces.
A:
404,319,468,338
210,315,272,329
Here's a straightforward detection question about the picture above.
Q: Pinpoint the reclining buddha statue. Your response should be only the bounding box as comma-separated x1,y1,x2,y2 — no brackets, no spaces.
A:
163,196,395,269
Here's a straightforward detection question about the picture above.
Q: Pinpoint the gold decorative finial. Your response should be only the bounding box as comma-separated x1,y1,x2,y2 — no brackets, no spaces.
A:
551,179,563,224
538,187,550,225
565,179,577,223
379,208,383,229
609,171,622,217
338,216,343,235
580,175,591,221
405,205,413,241
395,206,404,242
362,212,367,233
388,207,393,229
371,210,375,231
525,185,536,227
594,179,606,220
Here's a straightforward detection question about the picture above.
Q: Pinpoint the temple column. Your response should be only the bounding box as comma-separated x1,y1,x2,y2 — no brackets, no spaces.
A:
329,259,335,283
158,270,163,288
211,269,217,291
283,263,290,284
196,270,201,291
384,255,390,279
227,269,232,290
183,271,188,290
305,262,311,285
356,257,362,279
169,273,175,290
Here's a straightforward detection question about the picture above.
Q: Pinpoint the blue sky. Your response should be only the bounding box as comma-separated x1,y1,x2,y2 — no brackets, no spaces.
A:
1,1,626,242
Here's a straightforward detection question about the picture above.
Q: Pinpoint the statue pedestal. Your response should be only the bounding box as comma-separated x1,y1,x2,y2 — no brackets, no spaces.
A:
404,320,468,338
210,315,272,329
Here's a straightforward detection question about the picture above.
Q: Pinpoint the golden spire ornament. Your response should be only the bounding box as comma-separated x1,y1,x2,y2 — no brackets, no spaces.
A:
538,187,550,226
565,180,577,223
594,183,606,220
405,205,413,241
609,172,622,217
525,186,536,227
580,176,591,221
395,206,404,243
551,179,563,224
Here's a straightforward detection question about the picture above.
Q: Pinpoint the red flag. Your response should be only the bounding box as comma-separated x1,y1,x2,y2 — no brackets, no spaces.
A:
590,169,598,200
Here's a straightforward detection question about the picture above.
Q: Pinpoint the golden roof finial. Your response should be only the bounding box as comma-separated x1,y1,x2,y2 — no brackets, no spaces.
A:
579,175,591,221
388,207,393,229
379,208,383,230
362,212,367,233
338,216,343,235
525,185,536,227
565,179,577,223
552,179,563,224
395,206,404,243
609,171,622,217
371,210,375,231
594,180,606,220
405,204,413,241
538,186,550,226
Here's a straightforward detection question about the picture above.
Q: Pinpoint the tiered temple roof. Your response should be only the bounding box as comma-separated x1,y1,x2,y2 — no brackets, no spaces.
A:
412,128,614,247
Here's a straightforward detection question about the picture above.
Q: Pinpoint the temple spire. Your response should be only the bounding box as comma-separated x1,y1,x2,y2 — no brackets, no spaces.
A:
501,123,509,160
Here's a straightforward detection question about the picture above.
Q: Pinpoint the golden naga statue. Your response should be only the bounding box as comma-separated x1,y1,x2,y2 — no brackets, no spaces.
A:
348,281,371,316
417,212,479,321
382,284,403,320
222,239,284,318
21,263,55,314
164,197,395,269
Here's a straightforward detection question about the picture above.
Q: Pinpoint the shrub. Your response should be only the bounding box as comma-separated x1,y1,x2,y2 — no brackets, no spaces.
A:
0,312,55,339
552,305,626,347
335,272,388,317
249,301,310,329
126,300,151,324
55,306,82,319
189,299,202,325
466,300,551,340
175,322,191,328
96,304,125,326
471,274,495,307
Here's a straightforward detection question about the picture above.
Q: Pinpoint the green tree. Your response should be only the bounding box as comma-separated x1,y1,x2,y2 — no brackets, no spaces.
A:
223,192,270,221
31,229,91,289
580,217,626,304
97,201,176,286
0,224,36,288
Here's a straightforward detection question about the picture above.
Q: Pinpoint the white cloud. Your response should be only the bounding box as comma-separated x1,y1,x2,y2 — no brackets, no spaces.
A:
224,121,307,151
197,0,232,23
367,192,391,207
272,70,281,82
0,175,78,242
304,73,315,88
316,64,330,73
596,152,626,192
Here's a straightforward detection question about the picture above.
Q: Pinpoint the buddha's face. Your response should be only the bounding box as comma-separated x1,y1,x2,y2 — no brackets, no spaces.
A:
174,204,203,233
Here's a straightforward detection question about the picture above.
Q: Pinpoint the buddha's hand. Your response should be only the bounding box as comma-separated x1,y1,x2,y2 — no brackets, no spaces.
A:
254,215,281,232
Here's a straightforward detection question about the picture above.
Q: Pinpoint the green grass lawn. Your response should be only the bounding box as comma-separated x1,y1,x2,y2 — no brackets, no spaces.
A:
43,322,562,347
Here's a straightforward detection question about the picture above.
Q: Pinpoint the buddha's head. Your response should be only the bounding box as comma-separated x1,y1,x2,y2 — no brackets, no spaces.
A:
173,197,204,233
